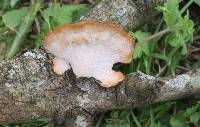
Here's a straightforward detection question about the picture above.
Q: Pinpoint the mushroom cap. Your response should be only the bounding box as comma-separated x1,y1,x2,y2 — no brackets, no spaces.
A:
43,21,134,87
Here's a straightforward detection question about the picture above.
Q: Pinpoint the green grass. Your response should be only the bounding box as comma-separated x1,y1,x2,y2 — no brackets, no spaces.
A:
100,100,200,127
0,0,199,127
101,0,199,126
125,0,194,76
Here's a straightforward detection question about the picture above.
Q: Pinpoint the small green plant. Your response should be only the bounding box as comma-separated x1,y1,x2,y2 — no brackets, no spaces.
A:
169,101,200,127
2,0,40,59
0,119,50,127
34,2,89,48
126,0,194,76
103,0,196,126
0,0,21,11
101,102,175,127
0,1,89,59
102,100,200,127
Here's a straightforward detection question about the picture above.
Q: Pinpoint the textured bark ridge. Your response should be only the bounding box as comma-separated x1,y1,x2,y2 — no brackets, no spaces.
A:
0,0,199,127
84,0,165,30
1,49,200,126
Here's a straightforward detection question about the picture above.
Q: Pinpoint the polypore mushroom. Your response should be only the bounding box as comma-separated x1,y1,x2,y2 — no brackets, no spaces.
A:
43,21,134,87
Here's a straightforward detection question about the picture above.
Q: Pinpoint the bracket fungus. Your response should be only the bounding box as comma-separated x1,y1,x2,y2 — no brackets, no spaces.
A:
43,21,134,87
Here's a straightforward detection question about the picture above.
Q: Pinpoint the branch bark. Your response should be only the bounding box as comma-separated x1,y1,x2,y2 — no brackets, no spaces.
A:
84,0,165,30
1,49,200,126
0,0,199,127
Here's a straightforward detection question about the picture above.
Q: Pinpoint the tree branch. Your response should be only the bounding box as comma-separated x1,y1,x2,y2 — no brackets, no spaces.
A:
0,49,200,126
0,0,198,127
84,0,165,30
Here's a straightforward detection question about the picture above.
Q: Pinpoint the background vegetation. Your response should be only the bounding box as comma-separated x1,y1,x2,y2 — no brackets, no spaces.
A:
0,0,200,126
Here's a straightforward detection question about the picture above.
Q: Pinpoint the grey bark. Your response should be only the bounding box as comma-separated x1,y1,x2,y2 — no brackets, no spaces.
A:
0,0,199,127
1,49,200,126
84,0,165,30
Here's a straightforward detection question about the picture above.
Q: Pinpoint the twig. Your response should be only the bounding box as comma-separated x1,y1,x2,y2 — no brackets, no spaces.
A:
87,0,96,5
35,17,40,33
193,35,200,41
190,48,200,53
137,28,171,46
177,66,190,71
95,112,106,127
131,111,142,127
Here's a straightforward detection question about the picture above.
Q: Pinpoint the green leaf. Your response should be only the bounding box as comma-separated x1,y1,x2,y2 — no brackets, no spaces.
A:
133,45,142,59
143,56,148,71
170,117,187,127
2,7,29,29
156,0,181,26
134,31,151,41
142,43,150,55
165,11,194,47
135,31,151,55
42,3,88,29
184,104,199,117
10,0,21,8
110,111,119,119
128,31,135,37
0,0,11,10
152,53,168,61
43,3,72,25
154,102,175,120
169,103,200,127
127,0,195,75
164,0,180,26
194,0,200,7
178,14,194,43
165,31,182,47
165,0,179,11
190,112,200,124
5,1,40,59
62,4,89,21
131,31,151,57
119,110,131,118
35,3,89,48
181,44,187,55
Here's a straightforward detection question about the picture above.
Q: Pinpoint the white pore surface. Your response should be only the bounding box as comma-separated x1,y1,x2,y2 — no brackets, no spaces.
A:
45,24,133,87
65,44,120,79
